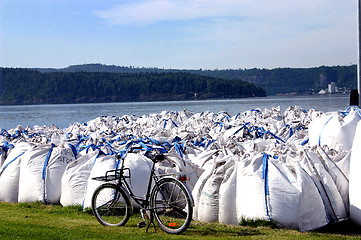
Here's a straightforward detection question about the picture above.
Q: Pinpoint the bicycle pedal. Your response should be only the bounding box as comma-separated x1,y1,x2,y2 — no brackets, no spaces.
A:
137,221,146,228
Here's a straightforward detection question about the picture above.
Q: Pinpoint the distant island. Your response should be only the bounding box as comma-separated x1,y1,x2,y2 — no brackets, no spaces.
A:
0,64,356,105
0,68,266,105
33,63,357,95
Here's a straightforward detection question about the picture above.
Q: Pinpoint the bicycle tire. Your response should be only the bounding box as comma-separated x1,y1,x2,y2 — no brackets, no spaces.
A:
151,178,193,234
91,183,131,227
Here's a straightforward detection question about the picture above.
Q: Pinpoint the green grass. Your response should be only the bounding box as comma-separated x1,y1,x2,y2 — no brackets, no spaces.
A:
0,202,360,239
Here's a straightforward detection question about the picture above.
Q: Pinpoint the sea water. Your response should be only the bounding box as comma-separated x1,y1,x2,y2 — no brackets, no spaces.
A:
0,94,350,130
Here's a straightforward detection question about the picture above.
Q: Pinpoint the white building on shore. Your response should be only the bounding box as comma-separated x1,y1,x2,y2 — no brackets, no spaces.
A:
328,82,336,93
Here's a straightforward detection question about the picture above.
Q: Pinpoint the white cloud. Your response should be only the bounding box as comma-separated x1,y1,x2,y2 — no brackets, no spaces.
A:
95,0,245,26
93,0,357,69
94,0,353,27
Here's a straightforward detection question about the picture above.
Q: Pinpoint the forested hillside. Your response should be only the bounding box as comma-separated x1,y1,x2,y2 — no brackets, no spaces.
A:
194,65,356,95
34,63,357,95
0,68,266,105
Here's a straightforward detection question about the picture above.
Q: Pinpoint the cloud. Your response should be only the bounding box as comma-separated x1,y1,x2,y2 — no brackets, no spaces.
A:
94,0,352,27
93,0,357,69
94,0,244,26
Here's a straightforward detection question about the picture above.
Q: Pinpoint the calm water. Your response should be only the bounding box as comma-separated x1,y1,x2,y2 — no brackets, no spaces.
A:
0,94,350,130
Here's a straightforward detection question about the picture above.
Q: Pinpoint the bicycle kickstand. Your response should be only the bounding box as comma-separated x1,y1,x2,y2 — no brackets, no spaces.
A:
139,209,156,232
146,214,156,233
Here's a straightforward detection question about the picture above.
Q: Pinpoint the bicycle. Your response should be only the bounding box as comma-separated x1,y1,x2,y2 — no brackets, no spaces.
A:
91,145,194,234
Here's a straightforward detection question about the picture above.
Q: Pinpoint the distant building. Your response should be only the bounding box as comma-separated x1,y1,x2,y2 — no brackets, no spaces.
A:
328,82,336,94
318,89,327,94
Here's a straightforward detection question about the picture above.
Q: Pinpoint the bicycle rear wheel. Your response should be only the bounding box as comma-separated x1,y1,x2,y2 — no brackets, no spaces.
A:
151,178,193,234
91,183,131,226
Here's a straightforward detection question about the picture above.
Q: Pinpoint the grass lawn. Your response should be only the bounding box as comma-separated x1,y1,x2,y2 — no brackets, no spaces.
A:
0,202,360,240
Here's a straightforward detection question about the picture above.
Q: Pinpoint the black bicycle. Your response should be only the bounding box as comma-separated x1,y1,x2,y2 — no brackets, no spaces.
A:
91,146,194,234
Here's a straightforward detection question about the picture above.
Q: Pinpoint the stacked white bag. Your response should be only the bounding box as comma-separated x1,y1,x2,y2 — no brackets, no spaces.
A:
0,105,360,232
60,148,99,207
196,155,235,222
350,119,361,225
18,143,76,204
218,163,238,225
0,142,36,202
82,152,119,209
308,107,361,151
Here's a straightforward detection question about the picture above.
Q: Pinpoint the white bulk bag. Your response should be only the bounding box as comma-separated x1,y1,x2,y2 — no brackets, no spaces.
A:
60,150,98,207
82,152,118,209
309,114,339,148
235,151,329,231
301,150,347,222
18,144,75,203
122,153,153,204
308,108,361,151
0,142,35,202
187,149,218,173
316,147,349,213
82,152,153,209
165,153,199,192
350,120,361,225
294,166,329,231
236,153,268,221
44,144,75,203
197,158,235,222
218,164,238,225
266,157,329,231
192,158,216,220
333,109,361,151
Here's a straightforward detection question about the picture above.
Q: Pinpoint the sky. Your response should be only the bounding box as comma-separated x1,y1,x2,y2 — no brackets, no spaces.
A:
0,0,358,70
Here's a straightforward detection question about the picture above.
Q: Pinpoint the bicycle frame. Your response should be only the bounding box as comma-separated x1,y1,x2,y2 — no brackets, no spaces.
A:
115,154,194,215
116,157,161,210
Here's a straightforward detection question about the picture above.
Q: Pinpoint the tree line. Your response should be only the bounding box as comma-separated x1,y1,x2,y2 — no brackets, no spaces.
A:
0,68,266,105
34,63,358,95
189,65,357,95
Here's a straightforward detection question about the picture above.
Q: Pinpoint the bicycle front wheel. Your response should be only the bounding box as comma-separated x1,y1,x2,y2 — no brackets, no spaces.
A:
151,178,193,234
91,183,131,227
